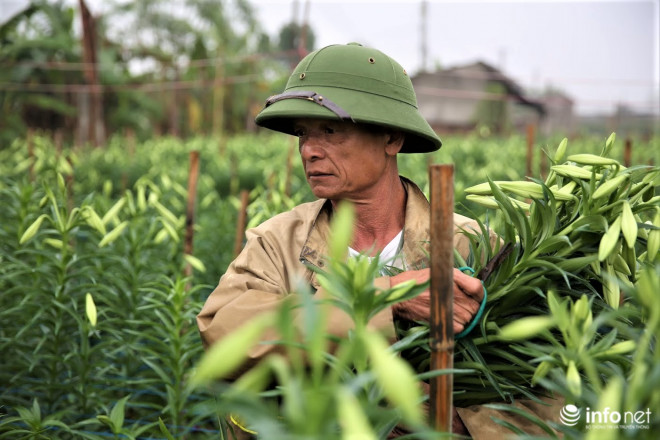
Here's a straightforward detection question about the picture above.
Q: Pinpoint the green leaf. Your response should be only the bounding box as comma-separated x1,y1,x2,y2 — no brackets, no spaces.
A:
190,312,274,387
158,418,177,440
85,293,97,327
556,254,598,272
596,340,635,358
646,208,660,262
554,137,568,162
498,316,555,341
96,415,115,432
228,357,276,396
83,206,106,235
531,360,554,386
484,403,558,437
153,200,180,226
551,165,603,180
602,263,620,308
338,387,377,440
363,330,423,426
566,361,582,397
329,201,354,262
109,395,130,434
567,153,620,167
98,221,129,247
585,376,622,440
592,174,629,199
19,214,48,244
183,253,206,272
601,132,616,157
532,236,571,256
102,198,126,225
547,290,569,332
598,216,621,261
620,201,637,248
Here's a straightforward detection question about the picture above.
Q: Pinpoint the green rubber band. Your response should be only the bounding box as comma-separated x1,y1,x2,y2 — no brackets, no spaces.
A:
455,266,487,340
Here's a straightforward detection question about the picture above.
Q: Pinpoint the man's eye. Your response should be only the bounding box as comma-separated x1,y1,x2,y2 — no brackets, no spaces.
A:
324,126,335,134
293,128,305,137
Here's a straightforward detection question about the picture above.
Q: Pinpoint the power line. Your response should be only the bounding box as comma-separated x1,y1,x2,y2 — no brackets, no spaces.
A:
0,50,299,71
0,74,261,93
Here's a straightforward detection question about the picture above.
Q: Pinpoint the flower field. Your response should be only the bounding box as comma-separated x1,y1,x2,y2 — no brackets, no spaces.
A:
0,132,658,439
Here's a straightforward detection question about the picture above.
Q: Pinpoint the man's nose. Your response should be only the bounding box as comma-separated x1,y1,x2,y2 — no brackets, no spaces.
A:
299,136,325,161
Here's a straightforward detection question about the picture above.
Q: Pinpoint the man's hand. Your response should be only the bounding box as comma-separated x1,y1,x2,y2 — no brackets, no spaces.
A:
390,268,484,333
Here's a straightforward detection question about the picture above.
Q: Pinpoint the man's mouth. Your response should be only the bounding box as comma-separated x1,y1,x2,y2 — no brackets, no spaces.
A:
307,171,332,179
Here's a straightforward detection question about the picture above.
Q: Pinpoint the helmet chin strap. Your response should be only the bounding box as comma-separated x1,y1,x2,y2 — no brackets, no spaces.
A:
265,90,355,122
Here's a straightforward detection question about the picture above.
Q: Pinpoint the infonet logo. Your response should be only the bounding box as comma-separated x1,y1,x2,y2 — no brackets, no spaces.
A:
560,405,652,430
560,404,581,426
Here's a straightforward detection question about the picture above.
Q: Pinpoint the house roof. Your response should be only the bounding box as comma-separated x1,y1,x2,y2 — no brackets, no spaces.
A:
413,61,546,115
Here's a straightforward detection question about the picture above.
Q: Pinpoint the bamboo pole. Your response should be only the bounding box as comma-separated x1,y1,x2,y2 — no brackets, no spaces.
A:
429,164,454,432
184,151,200,279
624,138,632,167
79,0,104,146
234,189,250,258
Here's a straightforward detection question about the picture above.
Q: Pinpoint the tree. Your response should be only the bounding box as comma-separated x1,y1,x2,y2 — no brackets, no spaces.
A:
104,0,274,137
0,1,79,145
278,21,315,57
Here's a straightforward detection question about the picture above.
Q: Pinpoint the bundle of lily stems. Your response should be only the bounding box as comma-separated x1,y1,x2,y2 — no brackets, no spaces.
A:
400,134,659,414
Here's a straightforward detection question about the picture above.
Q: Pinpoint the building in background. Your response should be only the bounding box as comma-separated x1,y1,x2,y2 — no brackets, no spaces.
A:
535,88,575,135
411,61,574,136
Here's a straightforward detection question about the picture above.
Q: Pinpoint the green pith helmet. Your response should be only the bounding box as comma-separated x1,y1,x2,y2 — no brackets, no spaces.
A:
255,43,442,153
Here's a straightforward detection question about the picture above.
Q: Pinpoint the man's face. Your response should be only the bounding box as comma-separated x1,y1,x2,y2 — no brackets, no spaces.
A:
293,119,397,201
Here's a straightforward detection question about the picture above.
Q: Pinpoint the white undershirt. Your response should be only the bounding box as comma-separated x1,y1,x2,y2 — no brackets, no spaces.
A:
348,229,404,271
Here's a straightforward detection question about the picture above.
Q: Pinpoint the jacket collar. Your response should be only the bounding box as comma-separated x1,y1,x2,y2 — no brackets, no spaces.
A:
299,177,431,282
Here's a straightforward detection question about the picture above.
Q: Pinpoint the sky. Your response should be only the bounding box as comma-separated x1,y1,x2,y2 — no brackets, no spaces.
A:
1,0,658,116
250,0,659,116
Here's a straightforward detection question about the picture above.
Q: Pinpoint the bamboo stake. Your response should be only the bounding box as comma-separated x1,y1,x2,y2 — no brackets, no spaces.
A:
429,164,454,432
623,138,632,167
184,150,200,280
233,189,250,258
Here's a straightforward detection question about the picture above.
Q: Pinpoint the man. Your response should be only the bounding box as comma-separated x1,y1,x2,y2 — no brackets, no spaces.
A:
197,43,557,438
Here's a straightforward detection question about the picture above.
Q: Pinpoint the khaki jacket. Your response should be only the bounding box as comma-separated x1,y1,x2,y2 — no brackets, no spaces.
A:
196,177,563,438
197,178,479,359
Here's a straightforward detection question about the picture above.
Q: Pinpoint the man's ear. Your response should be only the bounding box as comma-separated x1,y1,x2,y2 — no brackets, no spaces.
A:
385,131,405,156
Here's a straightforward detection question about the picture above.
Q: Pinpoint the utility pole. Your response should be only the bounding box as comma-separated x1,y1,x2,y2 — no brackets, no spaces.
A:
420,0,428,72
298,0,310,60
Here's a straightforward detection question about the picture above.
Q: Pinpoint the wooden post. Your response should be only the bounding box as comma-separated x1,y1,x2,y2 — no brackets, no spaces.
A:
184,151,200,279
526,123,535,178
624,138,632,167
234,189,250,258
79,0,104,146
429,164,454,432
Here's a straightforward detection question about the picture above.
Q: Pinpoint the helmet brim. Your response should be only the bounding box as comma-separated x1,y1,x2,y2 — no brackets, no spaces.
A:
255,85,442,153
